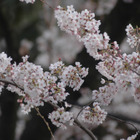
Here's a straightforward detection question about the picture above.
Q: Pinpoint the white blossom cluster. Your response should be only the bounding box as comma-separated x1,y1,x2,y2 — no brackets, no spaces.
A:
80,102,107,125
92,83,117,105
126,24,140,48
95,51,140,104
120,132,138,140
0,52,12,73
19,0,35,4
55,5,140,106
48,107,74,129
0,52,90,129
55,5,110,60
49,61,89,91
0,53,88,114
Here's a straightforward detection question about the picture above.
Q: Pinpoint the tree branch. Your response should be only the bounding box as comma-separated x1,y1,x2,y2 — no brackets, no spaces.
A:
0,78,97,140
108,113,140,132
74,118,97,140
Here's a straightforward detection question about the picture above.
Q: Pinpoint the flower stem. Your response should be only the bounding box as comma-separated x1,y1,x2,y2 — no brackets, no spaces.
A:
35,107,55,140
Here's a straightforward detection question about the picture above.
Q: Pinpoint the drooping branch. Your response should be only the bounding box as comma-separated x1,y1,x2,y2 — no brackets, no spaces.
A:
74,118,98,140
1,78,140,139
0,78,97,140
108,113,140,132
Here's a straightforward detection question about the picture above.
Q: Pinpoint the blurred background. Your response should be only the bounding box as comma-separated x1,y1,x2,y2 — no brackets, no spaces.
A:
0,0,140,140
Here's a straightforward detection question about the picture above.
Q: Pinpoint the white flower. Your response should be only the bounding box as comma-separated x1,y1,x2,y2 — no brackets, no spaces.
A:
0,52,12,73
120,132,138,140
80,102,107,125
92,83,118,105
48,107,73,129
125,24,139,48
101,78,105,84
19,0,35,3
0,82,4,95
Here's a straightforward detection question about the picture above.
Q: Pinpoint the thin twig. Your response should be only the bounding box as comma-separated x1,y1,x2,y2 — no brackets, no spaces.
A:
35,107,55,140
108,113,140,132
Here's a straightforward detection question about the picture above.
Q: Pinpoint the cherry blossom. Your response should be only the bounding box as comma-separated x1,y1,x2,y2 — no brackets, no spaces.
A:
55,5,140,106
19,0,35,4
48,107,74,129
0,52,88,114
120,132,138,140
126,24,140,48
49,61,89,91
92,83,118,105
0,52,12,73
55,5,110,60
80,102,107,125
